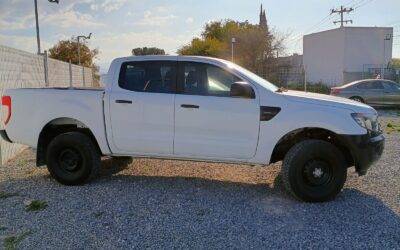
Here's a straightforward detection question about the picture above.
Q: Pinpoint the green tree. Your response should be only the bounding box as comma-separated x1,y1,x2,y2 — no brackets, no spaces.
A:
48,39,100,85
132,47,166,56
177,19,285,75
389,59,400,68
178,37,224,57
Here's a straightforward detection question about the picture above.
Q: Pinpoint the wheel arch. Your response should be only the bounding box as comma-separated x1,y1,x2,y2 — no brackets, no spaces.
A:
36,117,102,167
269,127,355,167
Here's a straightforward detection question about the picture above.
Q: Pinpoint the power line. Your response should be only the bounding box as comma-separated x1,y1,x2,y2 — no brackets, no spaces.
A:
353,0,375,9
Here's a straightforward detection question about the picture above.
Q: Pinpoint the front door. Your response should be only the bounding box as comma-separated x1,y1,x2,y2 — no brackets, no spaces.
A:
358,81,384,105
109,60,177,155
382,81,400,105
174,61,260,159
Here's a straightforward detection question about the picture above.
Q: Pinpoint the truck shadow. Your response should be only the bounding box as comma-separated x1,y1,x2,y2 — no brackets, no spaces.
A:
0,162,399,249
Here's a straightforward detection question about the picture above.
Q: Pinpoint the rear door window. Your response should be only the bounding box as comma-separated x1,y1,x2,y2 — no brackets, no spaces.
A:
119,61,176,93
357,81,383,90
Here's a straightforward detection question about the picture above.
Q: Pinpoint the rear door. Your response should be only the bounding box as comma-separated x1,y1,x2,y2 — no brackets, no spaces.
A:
108,60,177,155
173,61,260,160
356,81,383,105
382,81,400,105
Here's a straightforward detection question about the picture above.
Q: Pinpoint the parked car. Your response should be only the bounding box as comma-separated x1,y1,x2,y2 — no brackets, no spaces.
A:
0,56,385,202
330,79,400,106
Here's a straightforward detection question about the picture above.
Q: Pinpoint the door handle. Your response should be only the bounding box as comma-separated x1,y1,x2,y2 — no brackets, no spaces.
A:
181,104,199,109
115,100,132,104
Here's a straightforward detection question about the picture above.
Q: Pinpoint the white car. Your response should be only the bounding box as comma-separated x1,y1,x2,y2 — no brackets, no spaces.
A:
0,56,385,202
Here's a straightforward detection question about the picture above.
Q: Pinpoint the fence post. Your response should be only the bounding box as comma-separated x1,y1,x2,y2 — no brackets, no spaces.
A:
69,59,72,88
44,50,49,87
82,65,85,87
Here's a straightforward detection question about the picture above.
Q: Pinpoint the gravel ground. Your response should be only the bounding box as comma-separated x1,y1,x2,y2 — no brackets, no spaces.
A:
0,112,399,249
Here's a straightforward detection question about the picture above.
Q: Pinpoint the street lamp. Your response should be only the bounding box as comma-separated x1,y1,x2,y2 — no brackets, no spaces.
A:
382,34,392,80
77,33,92,65
34,0,60,54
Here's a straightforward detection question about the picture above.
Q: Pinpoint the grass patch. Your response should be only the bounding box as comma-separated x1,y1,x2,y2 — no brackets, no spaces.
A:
3,230,32,250
25,200,48,212
17,159,28,167
0,192,19,199
386,120,400,133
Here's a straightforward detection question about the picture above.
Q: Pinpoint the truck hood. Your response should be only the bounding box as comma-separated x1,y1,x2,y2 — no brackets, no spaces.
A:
281,90,375,113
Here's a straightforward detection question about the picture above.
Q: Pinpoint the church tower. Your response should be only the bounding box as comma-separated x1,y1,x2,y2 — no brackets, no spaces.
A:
259,4,268,32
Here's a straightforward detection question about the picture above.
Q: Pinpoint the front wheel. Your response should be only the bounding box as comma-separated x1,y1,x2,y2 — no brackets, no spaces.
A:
281,139,347,202
46,132,100,185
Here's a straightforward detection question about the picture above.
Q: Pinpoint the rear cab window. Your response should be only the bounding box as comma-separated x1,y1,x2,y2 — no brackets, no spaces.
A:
118,61,177,93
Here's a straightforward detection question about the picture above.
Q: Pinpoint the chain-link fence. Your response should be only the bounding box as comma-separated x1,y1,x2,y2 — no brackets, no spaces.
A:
0,45,95,165
255,66,331,94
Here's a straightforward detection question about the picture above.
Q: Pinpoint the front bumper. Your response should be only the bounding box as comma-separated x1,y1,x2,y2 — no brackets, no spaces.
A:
340,132,385,175
0,130,12,143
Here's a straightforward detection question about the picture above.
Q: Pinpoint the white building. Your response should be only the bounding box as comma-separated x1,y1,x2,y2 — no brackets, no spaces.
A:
303,27,393,86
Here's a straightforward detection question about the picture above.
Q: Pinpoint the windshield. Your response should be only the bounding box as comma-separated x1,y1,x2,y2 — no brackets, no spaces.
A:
229,63,279,92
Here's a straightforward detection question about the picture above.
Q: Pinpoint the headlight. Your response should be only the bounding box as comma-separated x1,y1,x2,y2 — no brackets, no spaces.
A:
351,113,380,132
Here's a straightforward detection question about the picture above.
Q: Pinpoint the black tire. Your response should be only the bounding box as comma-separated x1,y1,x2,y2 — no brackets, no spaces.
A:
281,139,347,202
46,132,100,185
350,96,364,103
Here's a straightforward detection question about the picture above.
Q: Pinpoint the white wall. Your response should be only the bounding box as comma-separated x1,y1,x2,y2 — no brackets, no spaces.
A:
0,45,94,165
343,27,393,72
303,28,345,86
303,27,393,86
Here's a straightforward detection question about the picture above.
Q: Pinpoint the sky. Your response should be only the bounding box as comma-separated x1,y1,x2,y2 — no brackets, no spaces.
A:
1,0,400,73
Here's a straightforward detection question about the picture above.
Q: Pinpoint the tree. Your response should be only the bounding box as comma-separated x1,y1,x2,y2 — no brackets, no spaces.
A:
177,19,286,75
178,37,224,57
48,39,100,85
132,47,166,56
388,59,400,68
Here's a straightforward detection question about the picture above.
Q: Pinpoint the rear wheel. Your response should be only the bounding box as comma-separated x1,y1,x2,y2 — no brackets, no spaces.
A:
350,96,364,103
46,132,100,185
281,139,347,202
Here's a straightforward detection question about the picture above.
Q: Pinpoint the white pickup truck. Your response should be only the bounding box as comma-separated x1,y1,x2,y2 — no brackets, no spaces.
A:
1,56,384,202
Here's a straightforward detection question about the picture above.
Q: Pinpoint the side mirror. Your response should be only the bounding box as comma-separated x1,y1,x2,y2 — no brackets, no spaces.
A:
230,82,255,99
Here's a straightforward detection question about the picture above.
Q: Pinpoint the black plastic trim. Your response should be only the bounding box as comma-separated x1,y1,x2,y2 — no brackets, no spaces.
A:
338,133,385,175
260,106,281,121
0,130,12,143
115,100,132,104
181,104,199,109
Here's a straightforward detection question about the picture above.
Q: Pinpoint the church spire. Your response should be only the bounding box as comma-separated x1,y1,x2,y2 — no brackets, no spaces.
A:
259,4,268,31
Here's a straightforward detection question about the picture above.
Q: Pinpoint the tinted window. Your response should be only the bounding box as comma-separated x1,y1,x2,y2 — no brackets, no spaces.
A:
119,61,176,93
182,62,242,97
382,81,400,90
357,81,383,90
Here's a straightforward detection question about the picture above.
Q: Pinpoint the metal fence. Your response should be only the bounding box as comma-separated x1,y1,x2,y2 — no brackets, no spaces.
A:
0,45,95,165
255,64,400,95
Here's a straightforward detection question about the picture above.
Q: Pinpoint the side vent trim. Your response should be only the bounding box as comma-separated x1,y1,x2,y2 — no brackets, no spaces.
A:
260,106,281,121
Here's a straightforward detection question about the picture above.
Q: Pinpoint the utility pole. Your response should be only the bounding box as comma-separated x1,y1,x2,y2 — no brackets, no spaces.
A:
34,0,59,55
331,6,353,27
